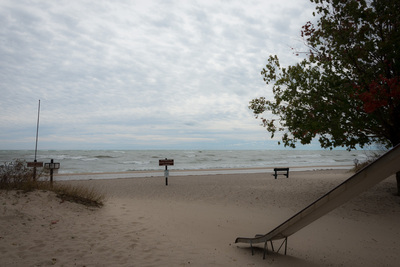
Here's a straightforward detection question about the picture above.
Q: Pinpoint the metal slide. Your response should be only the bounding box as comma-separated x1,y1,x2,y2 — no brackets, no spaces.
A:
235,144,400,258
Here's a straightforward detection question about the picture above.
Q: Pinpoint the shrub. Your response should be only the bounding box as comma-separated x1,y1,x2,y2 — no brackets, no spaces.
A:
0,159,38,191
0,159,105,207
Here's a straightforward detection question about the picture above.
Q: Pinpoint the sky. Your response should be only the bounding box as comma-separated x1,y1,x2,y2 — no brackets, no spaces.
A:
0,0,318,150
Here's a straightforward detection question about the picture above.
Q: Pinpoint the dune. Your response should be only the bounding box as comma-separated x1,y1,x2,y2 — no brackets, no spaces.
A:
1,169,399,266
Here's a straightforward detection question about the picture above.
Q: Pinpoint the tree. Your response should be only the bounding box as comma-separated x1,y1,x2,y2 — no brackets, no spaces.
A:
250,0,400,193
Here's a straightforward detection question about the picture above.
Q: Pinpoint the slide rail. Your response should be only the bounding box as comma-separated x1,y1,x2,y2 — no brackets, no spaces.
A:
235,144,400,258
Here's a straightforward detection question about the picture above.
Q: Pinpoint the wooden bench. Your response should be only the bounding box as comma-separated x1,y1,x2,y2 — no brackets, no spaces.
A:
273,168,289,179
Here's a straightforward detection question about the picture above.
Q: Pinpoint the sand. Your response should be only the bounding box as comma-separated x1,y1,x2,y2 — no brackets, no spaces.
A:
1,169,400,266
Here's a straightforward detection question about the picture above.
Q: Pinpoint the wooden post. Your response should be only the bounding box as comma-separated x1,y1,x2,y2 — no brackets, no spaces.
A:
165,158,168,186
44,159,60,187
159,158,173,186
33,160,37,181
165,164,168,186
50,159,54,187
27,161,43,180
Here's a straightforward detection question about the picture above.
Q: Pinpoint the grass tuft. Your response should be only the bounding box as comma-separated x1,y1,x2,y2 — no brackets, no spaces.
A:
52,184,105,207
1,159,105,207
351,151,385,173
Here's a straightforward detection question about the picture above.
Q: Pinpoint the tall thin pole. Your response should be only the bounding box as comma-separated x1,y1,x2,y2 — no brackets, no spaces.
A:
34,100,41,162
33,100,40,181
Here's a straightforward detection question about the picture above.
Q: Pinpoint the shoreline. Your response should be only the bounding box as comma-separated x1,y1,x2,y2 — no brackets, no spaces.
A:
55,165,353,181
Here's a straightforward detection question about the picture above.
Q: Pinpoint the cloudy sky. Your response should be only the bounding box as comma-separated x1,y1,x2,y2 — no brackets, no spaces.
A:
0,0,317,150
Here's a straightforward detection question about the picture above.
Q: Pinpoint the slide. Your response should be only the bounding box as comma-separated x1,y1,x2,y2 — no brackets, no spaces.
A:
235,144,400,257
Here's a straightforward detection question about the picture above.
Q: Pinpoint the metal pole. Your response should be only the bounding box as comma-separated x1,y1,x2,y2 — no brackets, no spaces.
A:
34,100,40,161
284,237,288,255
33,100,40,181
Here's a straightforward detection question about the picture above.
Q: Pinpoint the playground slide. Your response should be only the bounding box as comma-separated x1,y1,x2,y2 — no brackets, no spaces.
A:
235,144,400,255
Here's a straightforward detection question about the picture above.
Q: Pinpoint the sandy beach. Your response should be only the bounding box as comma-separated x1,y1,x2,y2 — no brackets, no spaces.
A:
1,169,399,266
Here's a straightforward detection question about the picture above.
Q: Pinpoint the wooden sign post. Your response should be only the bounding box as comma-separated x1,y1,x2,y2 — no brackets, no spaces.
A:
27,160,43,181
159,158,174,186
27,161,44,168
44,159,60,186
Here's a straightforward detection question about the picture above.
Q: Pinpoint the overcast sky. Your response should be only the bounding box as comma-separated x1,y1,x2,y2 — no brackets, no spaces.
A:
0,0,317,150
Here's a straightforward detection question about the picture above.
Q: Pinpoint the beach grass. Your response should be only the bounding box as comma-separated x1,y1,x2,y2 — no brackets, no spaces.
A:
351,151,385,173
0,159,105,207
50,183,105,207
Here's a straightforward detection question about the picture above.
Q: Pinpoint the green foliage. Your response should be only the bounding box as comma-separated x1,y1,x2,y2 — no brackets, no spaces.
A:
250,0,400,150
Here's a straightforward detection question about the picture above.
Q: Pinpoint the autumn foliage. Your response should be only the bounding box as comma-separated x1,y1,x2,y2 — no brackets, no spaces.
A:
250,0,400,150
355,76,400,113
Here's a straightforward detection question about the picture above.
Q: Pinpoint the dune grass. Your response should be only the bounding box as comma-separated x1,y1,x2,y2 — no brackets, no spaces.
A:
0,159,105,207
351,150,385,173
51,183,105,207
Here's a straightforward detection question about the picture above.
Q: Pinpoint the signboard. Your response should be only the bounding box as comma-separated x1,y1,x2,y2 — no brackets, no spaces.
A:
159,158,174,186
159,159,174,166
27,162,44,168
44,162,60,169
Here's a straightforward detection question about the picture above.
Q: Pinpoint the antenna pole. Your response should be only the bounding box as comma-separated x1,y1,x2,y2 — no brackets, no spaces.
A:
34,100,41,162
32,100,41,181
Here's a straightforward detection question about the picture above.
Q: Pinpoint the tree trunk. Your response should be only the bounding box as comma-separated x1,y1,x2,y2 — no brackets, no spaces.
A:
397,171,400,196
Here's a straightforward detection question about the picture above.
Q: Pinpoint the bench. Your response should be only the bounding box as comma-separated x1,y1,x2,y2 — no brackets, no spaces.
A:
273,168,289,179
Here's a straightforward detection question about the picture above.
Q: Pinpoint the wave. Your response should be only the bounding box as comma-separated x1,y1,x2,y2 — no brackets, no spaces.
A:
0,150,368,175
122,161,151,165
81,158,99,161
95,155,114,159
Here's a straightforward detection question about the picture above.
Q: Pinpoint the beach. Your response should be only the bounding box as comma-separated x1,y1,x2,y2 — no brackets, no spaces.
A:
1,169,399,266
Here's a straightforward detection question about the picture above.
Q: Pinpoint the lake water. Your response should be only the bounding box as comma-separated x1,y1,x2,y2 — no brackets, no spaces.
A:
0,149,374,176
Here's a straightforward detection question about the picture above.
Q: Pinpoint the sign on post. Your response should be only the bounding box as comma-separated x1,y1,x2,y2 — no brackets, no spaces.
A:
27,161,44,168
44,162,60,170
159,159,174,166
44,159,60,186
159,158,174,185
27,161,44,181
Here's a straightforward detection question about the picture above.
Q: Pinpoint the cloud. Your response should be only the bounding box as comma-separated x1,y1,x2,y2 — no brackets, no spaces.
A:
0,0,315,150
